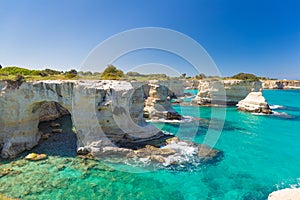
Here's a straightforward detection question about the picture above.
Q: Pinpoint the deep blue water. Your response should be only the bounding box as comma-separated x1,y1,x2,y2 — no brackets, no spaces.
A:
0,90,299,199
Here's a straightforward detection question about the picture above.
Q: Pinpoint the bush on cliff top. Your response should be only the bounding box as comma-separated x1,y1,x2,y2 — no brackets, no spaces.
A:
231,73,260,81
101,65,124,80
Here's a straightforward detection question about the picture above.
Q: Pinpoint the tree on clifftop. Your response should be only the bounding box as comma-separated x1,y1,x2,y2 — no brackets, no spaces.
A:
231,73,260,81
0,65,2,69
101,65,124,80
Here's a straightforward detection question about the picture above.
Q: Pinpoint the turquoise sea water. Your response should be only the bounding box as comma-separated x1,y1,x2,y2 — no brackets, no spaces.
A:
0,90,300,200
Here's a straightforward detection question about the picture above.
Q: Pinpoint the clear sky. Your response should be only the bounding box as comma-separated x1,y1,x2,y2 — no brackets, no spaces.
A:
1,0,300,79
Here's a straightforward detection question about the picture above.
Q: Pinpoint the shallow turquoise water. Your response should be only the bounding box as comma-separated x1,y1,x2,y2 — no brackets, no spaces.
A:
0,90,300,199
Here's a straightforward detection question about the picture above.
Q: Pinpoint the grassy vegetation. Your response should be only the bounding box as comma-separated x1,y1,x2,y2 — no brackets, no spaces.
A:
222,73,275,81
0,65,276,82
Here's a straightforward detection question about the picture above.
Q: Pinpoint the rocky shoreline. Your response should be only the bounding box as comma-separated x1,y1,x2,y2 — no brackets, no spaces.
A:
2,78,295,162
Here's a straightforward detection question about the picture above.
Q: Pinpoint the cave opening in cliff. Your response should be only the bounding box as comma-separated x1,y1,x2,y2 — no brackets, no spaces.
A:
34,101,78,157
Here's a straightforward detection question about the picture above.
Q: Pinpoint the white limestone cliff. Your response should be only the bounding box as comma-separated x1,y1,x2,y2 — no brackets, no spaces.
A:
192,80,262,106
262,80,300,89
236,91,272,114
0,80,161,158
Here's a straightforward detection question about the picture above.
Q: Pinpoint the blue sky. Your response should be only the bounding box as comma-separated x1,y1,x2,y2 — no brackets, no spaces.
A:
0,0,300,79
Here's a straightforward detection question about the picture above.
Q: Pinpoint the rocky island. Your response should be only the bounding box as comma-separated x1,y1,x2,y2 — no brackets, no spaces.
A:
236,91,273,114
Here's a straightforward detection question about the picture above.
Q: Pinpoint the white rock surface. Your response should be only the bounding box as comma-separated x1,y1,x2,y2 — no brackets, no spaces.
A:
268,188,300,200
236,91,272,114
192,80,262,105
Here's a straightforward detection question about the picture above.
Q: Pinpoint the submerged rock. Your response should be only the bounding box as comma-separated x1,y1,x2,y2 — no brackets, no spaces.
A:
41,133,51,140
237,91,272,114
0,194,20,200
52,129,63,133
0,168,13,177
50,122,60,128
24,153,47,161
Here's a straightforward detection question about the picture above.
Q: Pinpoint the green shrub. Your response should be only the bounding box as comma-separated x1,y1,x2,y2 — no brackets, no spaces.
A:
65,73,77,79
231,73,260,81
0,66,41,76
41,68,62,75
101,65,124,80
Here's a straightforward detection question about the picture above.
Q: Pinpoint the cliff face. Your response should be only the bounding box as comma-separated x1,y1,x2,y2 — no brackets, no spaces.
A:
262,80,300,89
0,80,73,158
192,80,262,105
0,80,162,158
144,80,182,120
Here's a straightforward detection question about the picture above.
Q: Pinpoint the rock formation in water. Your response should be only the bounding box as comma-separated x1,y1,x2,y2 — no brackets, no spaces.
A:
236,91,272,114
144,80,182,120
192,80,262,106
262,80,300,89
0,79,218,165
268,188,300,200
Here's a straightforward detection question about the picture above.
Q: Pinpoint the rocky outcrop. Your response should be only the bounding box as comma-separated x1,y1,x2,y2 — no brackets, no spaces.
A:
268,188,300,200
144,80,182,120
95,137,221,166
39,101,69,122
262,80,300,89
1,80,217,163
237,92,272,114
192,80,262,106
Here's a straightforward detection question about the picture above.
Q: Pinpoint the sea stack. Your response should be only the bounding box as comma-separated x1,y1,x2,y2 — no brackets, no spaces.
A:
144,80,182,120
236,91,272,114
